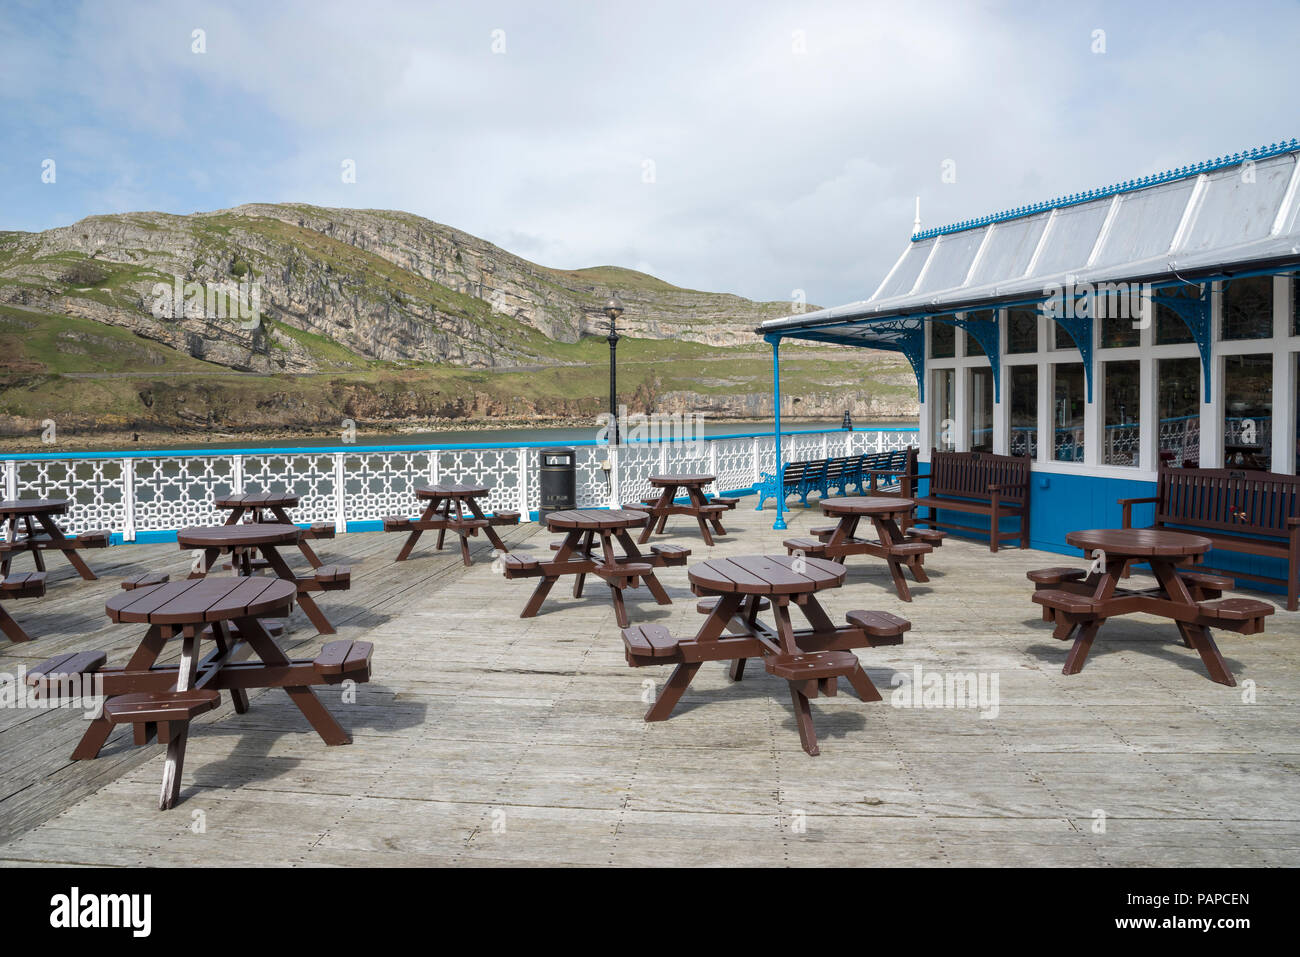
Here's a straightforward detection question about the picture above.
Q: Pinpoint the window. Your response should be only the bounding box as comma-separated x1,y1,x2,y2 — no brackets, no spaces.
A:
932,368,955,451
969,367,993,452
1292,275,1299,337
1053,363,1086,462
964,310,996,358
1154,285,1202,345
1006,308,1038,353
1099,311,1140,349
1052,322,1076,351
1221,276,1273,341
930,321,955,359
1102,360,1140,466
1156,357,1200,467
1009,366,1037,460
1222,353,1272,470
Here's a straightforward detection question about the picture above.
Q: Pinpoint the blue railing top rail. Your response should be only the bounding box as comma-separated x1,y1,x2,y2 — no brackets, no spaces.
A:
0,426,920,462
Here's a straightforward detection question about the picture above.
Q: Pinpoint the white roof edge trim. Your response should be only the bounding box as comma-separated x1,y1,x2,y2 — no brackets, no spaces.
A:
868,239,916,302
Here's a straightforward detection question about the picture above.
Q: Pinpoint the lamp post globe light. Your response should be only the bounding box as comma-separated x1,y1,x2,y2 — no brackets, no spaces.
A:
604,294,624,447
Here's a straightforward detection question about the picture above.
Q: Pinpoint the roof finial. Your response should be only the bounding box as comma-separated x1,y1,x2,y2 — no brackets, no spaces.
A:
912,196,921,237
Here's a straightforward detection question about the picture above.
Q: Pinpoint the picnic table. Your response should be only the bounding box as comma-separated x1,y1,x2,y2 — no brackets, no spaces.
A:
1029,527,1276,685
621,554,910,755
214,491,335,568
178,524,351,635
26,577,372,809
0,571,47,642
501,508,689,627
637,474,730,546
783,496,944,601
384,483,518,566
0,498,109,581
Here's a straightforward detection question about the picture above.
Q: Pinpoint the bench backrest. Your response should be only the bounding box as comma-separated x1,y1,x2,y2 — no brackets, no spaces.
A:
1155,465,1300,537
782,460,809,483
928,449,1030,503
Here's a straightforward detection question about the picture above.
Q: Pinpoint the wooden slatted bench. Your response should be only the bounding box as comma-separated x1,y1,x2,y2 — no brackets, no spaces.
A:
1120,464,1300,609
2,571,47,599
1195,597,1275,634
121,572,169,591
621,623,682,664
313,639,375,679
845,609,910,646
1179,570,1233,599
649,543,691,565
913,449,1031,552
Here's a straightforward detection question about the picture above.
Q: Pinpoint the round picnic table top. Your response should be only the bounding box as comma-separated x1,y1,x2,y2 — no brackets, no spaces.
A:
689,554,846,596
820,496,915,517
177,523,302,549
545,508,648,531
416,483,491,499
106,577,297,625
1066,527,1212,559
214,491,300,509
0,498,69,515
648,474,715,487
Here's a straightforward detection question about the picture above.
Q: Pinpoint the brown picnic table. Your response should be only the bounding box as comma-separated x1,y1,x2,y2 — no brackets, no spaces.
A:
385,483,518,566
1029,527,1275,686
783,495,944,601
621,554,910,756
0,497,109,581
637,474,729,546
25,577,372,810
502,508,690,627
178,524,351,635
214,491,335,568
0,571,47,642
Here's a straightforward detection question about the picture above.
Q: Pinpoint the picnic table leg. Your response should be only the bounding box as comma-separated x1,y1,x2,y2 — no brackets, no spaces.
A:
211,622,249,713
638,491,669,543
24,517,46,573
269,506,323,568
788,685,821,756
467,498,511,554
598,531,633,627
35,513,97,580
645,662,701,721
843,662,883,702
158,623,204,810
72,624,173,760
1150,560,1236,685
520,530,580,618
0,604,31,642
395,498,440,561
1061,620,1102,675
263,546,336,635
572,530,595,597
234,614,351,744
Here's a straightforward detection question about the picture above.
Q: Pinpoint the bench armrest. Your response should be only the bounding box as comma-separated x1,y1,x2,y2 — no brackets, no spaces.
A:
1118,495,1158,529
1287,516,1300,529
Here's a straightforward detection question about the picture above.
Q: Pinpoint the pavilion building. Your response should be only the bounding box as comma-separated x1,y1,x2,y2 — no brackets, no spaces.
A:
758,139,1300,576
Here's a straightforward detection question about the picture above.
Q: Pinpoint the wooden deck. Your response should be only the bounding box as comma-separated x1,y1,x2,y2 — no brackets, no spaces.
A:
1,503,1298,867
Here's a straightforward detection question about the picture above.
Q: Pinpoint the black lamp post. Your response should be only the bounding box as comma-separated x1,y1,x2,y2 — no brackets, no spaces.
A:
604,294,624,446
842,410,853,431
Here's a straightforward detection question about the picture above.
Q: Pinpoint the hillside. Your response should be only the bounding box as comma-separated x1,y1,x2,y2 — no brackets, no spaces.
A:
0,204,916,444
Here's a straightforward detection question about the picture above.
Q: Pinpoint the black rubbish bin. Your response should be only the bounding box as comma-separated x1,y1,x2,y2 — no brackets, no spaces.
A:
538,447,576,525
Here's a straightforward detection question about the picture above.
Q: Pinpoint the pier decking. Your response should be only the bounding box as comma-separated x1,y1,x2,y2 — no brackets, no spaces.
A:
1,505,1297,867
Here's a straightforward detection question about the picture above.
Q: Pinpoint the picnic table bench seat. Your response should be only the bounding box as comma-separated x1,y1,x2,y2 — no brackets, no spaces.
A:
904,527,946,545
296,564,351,591
501,554,540,575
487,510,521,525
765,650,859,682
710,497,739,509
382,515,412,532
912,449,1031,552
72,529,112,548
121,572,169,591
621,501,652,512
696,595,770,614
1027,567,1089,586
1,571,47,598
621,623,681,660
313,639,375,679
1195,598,1274,633
104,690,221,726
1031,588,1103,617
1119,464,1300,609
305,522,336,540
27,650,108,691
649,543,691,564
844,609,910,645
782,536,830,557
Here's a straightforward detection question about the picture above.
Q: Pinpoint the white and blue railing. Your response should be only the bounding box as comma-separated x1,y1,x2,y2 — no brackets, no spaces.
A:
0,428,920,543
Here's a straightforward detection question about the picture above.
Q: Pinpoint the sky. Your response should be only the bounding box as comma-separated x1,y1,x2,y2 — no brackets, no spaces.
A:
2,0,1299,308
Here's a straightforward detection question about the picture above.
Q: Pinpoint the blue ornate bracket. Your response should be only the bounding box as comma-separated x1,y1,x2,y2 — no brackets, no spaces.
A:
1152,285,1212,402
934,316,1000,401
1042,305,1095,403
770,320,927,402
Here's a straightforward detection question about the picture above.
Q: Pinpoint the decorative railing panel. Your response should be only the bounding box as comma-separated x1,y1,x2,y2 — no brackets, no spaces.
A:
0,428,918,542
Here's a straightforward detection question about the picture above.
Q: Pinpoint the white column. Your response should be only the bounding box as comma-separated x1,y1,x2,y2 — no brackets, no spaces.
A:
1272,275,1295,473
517,447,530,518
121,458,136,543
1138,346,1157,472
1201,283,1223,468
1037,362,1052,463
992,309,1009,455
333,453,346,533
954,365,970,452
